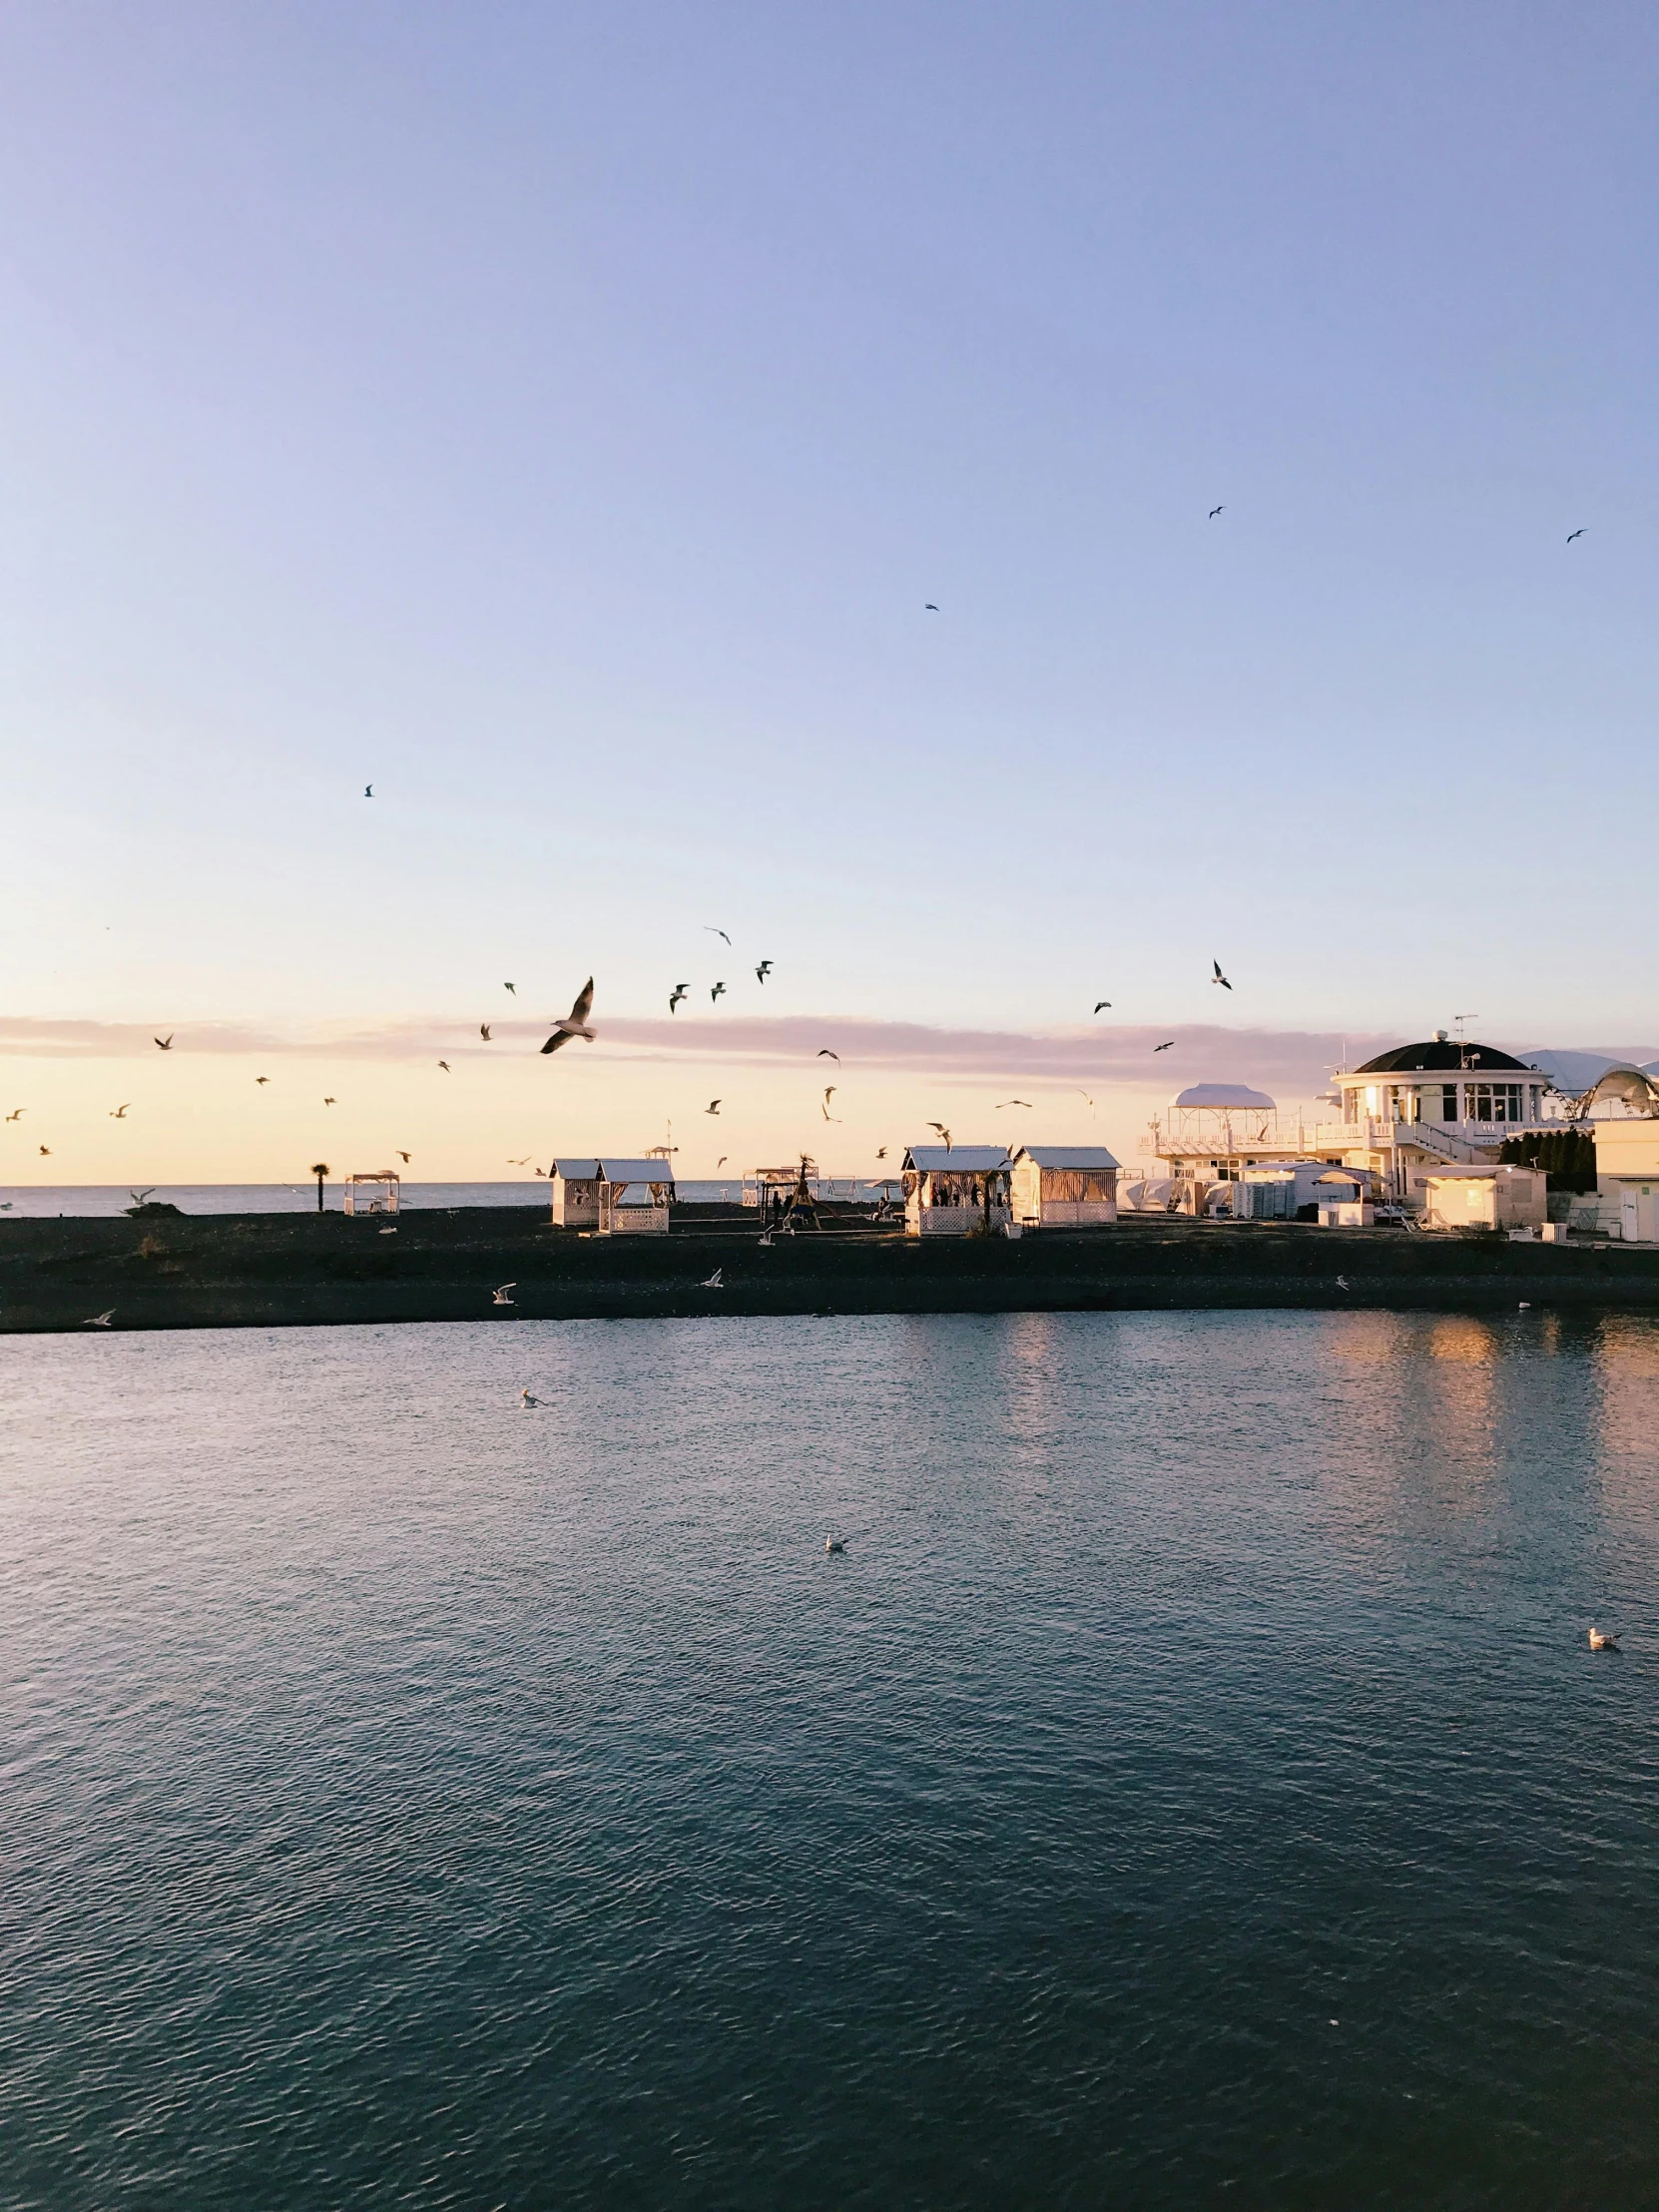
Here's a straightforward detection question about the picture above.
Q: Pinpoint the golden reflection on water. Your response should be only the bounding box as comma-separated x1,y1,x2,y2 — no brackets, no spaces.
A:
1591,1318,1659,1516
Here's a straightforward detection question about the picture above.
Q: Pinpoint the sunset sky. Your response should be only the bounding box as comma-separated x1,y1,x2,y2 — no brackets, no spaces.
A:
3,4,1657,1182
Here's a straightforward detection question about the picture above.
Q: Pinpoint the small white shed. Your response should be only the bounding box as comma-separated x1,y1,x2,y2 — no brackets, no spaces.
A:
1008,1145,1120,1229
1414,1164,1546,1232
551,1159,602,1228
900,1146,1011,1237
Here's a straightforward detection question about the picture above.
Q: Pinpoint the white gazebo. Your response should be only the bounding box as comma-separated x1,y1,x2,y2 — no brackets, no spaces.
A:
342,1170,400,1216
1008,1145,1120,1230
900,1145,1011,1238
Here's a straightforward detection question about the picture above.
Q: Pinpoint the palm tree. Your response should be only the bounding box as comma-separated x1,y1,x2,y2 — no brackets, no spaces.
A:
310,1163,329,1214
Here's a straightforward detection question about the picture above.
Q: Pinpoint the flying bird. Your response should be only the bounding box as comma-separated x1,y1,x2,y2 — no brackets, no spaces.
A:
924,603,939,611
875,1146,887,1160
4,1108,22,1120
1567,528,1586,543
507,1155,530,1166
38,1145,51,1156
83,1310,115,1328
1154,1041,1174,1052
322,1096,336,1106
256,1077,270,1086
716,1156,728,1168
130,1189,155,1205
1076,1090,1096,1111
822,1087,838,1120
479,1023,491,1041
926,1123,952,1150
396,1151,411,1163
504,982,516,994
995,1100,1032,1109
492,1284,517,1306
110,1104,130,1118
704,926,732,945
817,1048,839,1062
1212,960,1232,990
701,1268,724,1289
755,959,773,983
710,981,726,1005
540,978,596,1055
1209,506,1224,519
364,784,373,798
669,983,688,1013
706,1099,722,1115
1093,1000,1112,1013
438,1061,450,1072
154,1035,173,1050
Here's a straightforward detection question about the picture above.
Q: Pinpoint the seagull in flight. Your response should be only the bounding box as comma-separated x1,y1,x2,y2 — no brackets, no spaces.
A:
492,1284,517,1306
705,926,732,946
256,1077,270,1086
540,977,596,1055
716,1155,728,1168
1076,1090,1096,1112
875,1146,887,1160
154,1034,174,1050
706,1099,723,1115
817,1048,839,1063
1093,1000,1112,1013
701,1267,724,1289
995,1100,1032,1110
110,1104,130,1118
669,983,688,1013
924,603,939,611
437,1061,450,1073
479,1023,491,1041
83,1310,115,1328
364,784,373,798
710,981,727,1005
755,959,773,983
1567,528,1586,543
130,1189,155,1205
926,1122,952,1150
507,1155,531,1166
1212,960,1232,990
4,1107,22,1120
823,1088,838,1120
1209,505,1224,519
1153,1041,1174,1053
396,1151,411,1163
323,1096,336,1106
38,1145,51,1155
504,982,516,994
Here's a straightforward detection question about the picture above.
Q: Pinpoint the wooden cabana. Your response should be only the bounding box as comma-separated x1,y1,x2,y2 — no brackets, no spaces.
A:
900,1145,1011,1238
551,1158,602,1228
1007,1145,1120,1230
596,1157,675,1235
342,1170,400,1217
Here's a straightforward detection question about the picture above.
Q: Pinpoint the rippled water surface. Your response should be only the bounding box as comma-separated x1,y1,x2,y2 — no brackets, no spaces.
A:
3,1312,1657,2210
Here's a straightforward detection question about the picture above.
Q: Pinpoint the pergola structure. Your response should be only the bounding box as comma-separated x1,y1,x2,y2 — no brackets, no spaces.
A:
343,1171,400,1217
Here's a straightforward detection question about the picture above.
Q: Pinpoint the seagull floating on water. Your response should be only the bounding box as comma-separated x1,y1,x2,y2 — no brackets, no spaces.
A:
1589,1627,1620,1651
521,1387,540,1407
826,1536,845,1553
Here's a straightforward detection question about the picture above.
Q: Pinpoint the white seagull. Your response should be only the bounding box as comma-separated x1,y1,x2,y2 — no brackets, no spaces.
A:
521,1387,540,1407
825,1536,845,1553
701,1267,724,1289
83,1310,115,1328
541,978,596,1055
1588,1627,1620,1651
492,1283,517,1306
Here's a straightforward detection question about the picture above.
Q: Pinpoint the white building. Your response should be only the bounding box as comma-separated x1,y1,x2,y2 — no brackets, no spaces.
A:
1008,1145,1120,1230
900,1146,1011,1238
1155,1035,1564,1207
1586,1072,1659,1242
1414,1164,1547,1233
551,1157,675,1234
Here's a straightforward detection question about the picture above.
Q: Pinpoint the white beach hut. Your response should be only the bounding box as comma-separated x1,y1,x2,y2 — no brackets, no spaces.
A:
900,1145,1011,1238
596,1158,675,1235
1007,1145,1120,1230
343,1170,400,1216
551,1159,602,1228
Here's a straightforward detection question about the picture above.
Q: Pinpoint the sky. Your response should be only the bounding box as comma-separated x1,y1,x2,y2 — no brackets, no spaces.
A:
2,2,1656,1182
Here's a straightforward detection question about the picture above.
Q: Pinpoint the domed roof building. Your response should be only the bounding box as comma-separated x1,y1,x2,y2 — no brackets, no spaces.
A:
1149,1029,1564,1210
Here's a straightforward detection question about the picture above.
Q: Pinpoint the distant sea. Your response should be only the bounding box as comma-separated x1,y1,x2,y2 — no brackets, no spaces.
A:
0,1179,877,1219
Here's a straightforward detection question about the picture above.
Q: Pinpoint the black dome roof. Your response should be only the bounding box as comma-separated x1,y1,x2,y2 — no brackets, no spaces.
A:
1355,1040,1532,1075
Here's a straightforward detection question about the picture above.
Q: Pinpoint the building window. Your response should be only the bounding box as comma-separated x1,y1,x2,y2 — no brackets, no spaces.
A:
1469,1082,1523,1123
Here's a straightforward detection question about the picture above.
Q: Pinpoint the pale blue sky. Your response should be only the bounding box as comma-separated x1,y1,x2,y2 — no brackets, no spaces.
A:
3,1,1656,1060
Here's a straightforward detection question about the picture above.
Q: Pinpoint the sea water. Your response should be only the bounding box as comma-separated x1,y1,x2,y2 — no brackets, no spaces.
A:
1,1310,1655,2209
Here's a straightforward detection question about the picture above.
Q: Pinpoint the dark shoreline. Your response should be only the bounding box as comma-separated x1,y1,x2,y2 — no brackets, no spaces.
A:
4,1204,1659,1333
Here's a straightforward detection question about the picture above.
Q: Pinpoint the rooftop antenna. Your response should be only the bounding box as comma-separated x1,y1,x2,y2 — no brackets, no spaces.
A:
1452,1013,1479,1070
